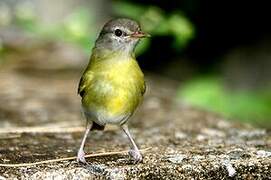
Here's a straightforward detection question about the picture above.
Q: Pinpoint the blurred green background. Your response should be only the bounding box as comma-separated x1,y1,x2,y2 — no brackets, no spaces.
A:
0,0,270,128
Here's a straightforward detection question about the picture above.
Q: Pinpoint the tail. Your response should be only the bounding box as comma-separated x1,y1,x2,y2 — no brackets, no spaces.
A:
91,121,105,131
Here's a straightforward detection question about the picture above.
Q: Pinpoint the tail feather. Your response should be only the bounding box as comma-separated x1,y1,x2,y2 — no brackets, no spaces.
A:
91,121,105,131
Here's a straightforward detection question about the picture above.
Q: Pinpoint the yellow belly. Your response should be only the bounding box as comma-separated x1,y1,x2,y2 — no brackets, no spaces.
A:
107,89,128,115
81,55,145,124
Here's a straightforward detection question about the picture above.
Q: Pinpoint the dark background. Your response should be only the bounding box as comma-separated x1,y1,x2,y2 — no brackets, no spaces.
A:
140,1,270,77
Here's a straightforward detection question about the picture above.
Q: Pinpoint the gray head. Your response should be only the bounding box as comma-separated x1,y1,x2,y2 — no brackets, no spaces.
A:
94,18,150,54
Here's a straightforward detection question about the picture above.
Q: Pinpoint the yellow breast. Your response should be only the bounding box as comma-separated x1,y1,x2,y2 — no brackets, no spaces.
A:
81,53,145,120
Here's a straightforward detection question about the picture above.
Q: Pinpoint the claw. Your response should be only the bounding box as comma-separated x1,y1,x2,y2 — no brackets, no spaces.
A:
77,149,87,164
128,149,143,163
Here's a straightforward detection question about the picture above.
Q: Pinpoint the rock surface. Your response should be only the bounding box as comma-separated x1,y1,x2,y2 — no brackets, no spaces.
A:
0,41,270,179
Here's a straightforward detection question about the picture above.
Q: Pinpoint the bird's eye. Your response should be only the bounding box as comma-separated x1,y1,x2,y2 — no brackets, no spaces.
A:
114,29,122,37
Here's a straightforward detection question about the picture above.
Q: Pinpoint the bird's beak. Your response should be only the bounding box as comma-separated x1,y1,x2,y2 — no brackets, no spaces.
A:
130,31,151,38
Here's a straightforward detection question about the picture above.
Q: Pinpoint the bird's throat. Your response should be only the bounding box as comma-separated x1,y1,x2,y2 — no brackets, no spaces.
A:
92,48,135,62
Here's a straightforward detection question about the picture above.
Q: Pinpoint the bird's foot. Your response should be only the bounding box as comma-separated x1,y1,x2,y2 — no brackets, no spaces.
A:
77,149,87,164
128,149,143,163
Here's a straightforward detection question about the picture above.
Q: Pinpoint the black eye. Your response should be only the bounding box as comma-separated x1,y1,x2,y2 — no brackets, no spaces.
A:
114,29,122,37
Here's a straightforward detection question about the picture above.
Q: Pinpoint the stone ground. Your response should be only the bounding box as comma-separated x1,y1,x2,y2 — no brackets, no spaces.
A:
0,38,270,179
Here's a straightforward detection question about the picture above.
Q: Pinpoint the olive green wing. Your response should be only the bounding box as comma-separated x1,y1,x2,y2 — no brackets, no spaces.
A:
78,71,94,97
141,81,146,96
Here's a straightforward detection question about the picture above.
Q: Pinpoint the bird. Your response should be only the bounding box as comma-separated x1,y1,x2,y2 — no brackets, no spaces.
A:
76,18,150,164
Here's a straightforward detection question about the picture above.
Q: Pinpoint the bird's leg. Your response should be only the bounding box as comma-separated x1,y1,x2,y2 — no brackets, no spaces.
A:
77,121,92,164
121,124,142,163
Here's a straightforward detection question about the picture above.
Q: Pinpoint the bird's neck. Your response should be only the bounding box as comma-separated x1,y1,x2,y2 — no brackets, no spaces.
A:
91,47,135,61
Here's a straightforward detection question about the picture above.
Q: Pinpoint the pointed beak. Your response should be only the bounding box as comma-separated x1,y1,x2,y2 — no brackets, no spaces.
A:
130,31,151,38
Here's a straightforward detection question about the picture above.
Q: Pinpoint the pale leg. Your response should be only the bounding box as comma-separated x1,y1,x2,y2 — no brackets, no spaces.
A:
121,124,143,163
77,121,92,163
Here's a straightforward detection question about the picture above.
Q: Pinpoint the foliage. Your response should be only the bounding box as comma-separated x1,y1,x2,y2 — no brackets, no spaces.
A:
14,6,95,53
6,1,194,55
113,1,195,53
177,77,271,128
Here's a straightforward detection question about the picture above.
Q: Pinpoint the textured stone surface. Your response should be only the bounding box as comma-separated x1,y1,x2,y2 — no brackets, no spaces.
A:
0,41,270,179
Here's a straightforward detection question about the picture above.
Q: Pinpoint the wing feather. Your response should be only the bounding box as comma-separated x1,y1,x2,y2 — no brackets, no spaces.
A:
78,71,93,97
141,81,146,95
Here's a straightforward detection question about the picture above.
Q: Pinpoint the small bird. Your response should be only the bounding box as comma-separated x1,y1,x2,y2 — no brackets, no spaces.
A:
77,18,150,164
